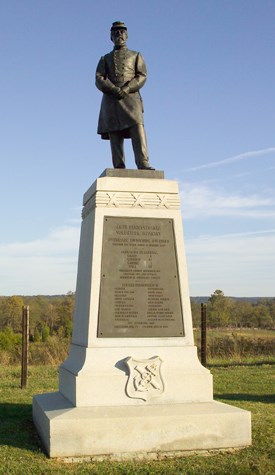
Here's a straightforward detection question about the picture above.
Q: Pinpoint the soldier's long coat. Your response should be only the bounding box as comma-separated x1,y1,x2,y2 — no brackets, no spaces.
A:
96,47,147,139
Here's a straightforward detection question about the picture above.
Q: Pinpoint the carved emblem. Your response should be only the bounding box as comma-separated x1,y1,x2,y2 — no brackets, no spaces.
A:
125,356,164,401
82,191,180,218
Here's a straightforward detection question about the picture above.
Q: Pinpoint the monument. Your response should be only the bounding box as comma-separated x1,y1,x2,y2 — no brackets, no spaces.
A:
32,22,251,458
95,21,154,170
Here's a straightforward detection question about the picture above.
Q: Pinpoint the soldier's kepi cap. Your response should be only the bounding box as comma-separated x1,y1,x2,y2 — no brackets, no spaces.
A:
111,21,127,31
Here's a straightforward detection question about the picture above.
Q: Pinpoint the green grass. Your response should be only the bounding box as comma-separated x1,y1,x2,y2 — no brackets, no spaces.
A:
0,363,274,474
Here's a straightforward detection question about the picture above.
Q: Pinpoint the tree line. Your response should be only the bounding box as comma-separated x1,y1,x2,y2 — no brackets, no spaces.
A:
191,290,275,329
0,290,274,342
0,292,75,342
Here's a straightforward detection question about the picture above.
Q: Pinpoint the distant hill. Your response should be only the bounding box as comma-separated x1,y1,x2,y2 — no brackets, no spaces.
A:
190,296,274,304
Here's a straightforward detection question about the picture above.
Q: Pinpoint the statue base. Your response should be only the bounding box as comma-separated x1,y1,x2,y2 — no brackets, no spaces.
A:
33,169,251,458
33,393,251,458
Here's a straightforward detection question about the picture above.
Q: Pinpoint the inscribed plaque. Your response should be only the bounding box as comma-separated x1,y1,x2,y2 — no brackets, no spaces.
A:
98,217,184,337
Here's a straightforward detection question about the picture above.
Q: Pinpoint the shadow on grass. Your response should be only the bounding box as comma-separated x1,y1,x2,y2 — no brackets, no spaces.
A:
0,403,40,452
215,393,275,404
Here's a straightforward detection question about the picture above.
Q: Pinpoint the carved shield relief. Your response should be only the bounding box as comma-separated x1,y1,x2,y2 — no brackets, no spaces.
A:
125,356,164,401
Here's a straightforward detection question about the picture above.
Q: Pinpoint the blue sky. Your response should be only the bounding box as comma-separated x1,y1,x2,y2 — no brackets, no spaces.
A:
0,0,274,296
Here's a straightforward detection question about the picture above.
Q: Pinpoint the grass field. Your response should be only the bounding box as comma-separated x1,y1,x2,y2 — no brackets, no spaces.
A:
1,328,274,366
0,361,274,475
193,328,275,361
194,328,275,339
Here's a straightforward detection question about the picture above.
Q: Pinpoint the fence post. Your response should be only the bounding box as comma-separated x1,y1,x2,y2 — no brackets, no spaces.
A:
201,303,207,367
21,305,29,389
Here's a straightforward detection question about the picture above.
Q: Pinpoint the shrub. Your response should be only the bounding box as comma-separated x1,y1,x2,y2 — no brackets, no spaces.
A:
29,336,70,365
41,324,50,342
0,328,22,364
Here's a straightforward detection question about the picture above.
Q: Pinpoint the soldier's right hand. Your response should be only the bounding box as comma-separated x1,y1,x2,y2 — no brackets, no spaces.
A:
111,86,120,97
112,87,127,100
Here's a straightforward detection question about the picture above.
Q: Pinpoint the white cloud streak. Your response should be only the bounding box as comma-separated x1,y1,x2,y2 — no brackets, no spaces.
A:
180,183,275,219
184,147,275,172
0,225,80,295
185,230,275,296
1,195,274,296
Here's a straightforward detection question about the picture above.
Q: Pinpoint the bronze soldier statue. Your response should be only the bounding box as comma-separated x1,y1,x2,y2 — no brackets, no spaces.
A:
96,21,154,170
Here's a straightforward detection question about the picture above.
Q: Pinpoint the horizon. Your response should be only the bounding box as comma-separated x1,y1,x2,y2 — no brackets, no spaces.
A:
1,293,273,300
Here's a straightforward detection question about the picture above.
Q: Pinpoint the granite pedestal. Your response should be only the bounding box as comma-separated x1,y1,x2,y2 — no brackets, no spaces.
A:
33,169,251,458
